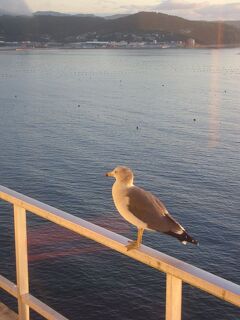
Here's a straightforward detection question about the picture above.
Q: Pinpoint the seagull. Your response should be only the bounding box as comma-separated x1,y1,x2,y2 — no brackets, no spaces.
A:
106,166,198,250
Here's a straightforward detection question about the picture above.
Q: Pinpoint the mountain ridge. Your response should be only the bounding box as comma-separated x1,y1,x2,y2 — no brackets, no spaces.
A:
0,11,239,45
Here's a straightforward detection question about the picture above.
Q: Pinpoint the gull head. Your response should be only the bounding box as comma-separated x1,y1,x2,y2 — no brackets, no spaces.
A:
106,166,134,185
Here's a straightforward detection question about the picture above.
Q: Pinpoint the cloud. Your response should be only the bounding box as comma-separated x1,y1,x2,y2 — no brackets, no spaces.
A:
0,0,31,15
103,1,240,20
154,1,240,20
156,0,205,11
197,3,240,20
2,0,239,20
118,4,152,14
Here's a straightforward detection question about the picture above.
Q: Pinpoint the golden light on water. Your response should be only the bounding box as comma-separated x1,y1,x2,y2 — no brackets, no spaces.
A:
208,22,224,148
28,217,130,262
208,50,220,148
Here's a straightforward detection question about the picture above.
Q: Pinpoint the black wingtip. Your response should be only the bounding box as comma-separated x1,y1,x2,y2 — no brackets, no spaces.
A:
190,238,199,246
166,230,198,245
182,232,199,245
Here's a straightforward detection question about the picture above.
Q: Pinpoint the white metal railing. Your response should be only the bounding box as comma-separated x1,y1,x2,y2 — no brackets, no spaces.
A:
0,185,239,320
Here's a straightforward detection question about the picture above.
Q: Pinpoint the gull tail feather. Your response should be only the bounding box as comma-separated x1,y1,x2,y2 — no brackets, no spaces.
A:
165,230,199,245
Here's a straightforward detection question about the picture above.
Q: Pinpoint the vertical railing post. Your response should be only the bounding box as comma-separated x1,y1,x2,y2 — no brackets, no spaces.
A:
166,274,182,320
14,205,30,320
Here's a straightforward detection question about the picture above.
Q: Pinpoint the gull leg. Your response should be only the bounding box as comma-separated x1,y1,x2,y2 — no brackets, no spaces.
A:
126,228,144,251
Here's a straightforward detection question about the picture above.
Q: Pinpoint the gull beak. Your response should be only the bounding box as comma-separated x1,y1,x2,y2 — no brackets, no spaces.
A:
106,171,114,177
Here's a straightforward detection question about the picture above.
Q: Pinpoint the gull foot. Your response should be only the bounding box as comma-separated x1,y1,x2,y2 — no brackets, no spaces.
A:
126,240,139,251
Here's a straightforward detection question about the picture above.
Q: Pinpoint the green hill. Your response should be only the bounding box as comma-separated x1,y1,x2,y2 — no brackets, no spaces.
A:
0,11,240,45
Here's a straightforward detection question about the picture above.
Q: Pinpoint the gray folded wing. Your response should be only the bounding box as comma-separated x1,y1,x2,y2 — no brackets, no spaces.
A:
127,186,184,233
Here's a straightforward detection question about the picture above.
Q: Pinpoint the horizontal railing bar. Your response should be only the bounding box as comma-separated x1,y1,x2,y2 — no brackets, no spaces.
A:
0,276,68,319
22,293,68,320
0,275,18,298
0,185,240,308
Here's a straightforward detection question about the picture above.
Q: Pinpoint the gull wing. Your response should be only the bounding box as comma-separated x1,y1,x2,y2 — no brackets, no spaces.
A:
127,186,184,234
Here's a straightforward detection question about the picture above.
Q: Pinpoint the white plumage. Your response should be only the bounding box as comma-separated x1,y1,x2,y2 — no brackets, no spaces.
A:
106,166,198,250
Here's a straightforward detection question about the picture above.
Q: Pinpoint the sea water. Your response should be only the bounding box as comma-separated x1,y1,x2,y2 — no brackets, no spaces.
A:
0,49,239,319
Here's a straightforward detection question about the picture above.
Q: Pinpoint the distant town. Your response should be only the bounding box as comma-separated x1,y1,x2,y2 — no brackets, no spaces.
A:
0,33,196,50
0,11,240,50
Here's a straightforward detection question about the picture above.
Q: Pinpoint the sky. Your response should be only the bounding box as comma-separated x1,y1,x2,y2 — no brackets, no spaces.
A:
0,0,240,20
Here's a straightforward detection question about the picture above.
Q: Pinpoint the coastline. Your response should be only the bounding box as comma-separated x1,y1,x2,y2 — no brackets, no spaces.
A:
1,44,240,51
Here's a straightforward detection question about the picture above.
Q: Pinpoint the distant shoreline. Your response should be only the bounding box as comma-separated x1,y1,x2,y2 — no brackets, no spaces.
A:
0,45,240,51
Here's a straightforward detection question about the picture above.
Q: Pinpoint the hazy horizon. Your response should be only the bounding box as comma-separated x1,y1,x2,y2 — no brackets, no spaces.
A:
0,0,240,21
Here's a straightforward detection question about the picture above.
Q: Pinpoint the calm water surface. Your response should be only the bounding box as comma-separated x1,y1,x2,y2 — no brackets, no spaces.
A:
0,49,239,319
